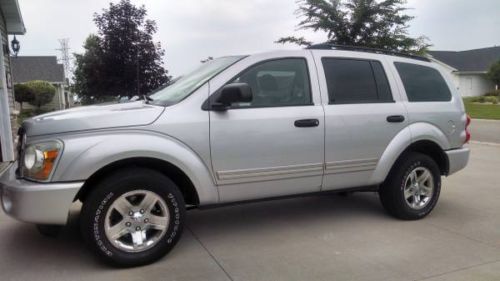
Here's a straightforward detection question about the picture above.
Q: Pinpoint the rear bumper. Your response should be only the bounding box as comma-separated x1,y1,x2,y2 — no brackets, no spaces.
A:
0,162,83,225
445,147,470,175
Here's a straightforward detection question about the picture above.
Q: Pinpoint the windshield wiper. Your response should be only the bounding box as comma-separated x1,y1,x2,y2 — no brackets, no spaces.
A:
143,95,154,103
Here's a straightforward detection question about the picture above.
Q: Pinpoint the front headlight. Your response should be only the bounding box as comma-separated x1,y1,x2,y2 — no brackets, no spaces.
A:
22,141,62,181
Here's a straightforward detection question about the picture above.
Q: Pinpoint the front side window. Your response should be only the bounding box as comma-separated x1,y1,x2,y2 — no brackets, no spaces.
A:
322,58,393,104
394,62,452,102
228,58,312,108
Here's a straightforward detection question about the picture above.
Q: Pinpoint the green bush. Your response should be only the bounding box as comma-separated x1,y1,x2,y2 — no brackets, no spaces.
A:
484,96,498,104
478,96,486,103
485,90,500,97
25,80,56,110
14,83,35,110
464,97,479,103
16,109,49,125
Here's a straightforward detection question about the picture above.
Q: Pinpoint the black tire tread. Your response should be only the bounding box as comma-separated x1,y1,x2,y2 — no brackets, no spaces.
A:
379,152,441,220
80,167,186,267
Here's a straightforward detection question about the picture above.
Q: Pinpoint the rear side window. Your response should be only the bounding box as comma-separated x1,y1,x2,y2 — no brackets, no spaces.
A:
394,62,452,102
322,58,393,104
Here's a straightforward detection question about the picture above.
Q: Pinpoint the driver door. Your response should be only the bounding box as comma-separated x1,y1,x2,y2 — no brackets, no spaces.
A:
208,54,325,203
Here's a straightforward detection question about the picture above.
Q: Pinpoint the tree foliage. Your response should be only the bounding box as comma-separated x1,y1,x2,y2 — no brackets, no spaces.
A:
25,80,56,109
73,35,104,104
14,83,35,110
487,60,500,88
277,0,430,54
73,0,169,103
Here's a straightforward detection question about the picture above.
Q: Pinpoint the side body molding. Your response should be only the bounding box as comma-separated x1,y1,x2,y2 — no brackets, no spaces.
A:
52,130,219,205
370,122,450,184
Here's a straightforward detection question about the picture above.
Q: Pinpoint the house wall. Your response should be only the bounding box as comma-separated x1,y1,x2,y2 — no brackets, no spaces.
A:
0,9,16,162
457,73,495,97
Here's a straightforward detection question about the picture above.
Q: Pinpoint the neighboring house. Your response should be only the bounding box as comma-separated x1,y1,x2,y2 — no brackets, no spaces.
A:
429,46,500,97
0,0,25,163
11,56,72,110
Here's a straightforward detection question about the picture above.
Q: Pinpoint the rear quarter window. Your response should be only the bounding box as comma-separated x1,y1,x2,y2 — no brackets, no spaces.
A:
394,62,452,102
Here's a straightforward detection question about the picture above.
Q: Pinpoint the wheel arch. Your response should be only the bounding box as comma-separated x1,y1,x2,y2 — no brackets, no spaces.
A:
56,132,219,206
75,157,200,206
372,126,450,184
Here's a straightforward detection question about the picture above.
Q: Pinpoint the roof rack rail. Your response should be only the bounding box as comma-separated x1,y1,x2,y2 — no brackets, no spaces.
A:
306,43,431,62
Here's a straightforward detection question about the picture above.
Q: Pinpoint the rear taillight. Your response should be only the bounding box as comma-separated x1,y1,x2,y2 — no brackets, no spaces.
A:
465,115,471,144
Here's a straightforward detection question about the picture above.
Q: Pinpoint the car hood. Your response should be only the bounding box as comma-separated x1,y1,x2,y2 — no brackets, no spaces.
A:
23,101,165,137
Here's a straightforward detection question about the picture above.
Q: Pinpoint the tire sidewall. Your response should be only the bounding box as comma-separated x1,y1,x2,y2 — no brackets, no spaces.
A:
396,155,441,218
82,170,185,267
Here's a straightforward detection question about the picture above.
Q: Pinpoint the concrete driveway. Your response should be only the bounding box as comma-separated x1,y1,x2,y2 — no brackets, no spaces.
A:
1,142,499,281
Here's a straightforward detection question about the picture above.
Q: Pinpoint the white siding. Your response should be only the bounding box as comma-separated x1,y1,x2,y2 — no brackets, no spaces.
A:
457,74,495,97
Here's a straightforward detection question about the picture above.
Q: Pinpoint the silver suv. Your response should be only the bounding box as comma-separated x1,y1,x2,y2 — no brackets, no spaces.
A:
0,45,470,267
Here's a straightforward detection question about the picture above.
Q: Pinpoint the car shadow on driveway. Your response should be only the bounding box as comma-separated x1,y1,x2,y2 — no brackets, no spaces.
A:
0,192,393,280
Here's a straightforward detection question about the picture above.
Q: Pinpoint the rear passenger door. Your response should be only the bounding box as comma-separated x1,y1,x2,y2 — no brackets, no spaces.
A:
312,51,408,190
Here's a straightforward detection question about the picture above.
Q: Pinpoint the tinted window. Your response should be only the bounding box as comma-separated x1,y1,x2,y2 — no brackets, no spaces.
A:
395,62,452,102
229,58,312,108
322,58,393,104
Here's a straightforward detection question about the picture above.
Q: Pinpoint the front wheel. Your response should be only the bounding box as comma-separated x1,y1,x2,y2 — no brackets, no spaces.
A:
379,152,441,220
80,168,186,267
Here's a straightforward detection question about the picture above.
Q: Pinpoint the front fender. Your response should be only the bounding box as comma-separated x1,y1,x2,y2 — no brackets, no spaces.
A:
52,130,219,204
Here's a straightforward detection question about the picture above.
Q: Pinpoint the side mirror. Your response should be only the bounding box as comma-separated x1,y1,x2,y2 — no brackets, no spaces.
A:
212,83,253,111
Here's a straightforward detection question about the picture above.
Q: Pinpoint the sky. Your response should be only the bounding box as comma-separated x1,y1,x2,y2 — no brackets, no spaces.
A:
11,0,500,77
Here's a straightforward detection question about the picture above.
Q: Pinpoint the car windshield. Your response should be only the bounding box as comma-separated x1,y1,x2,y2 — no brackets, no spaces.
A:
149,56,245,105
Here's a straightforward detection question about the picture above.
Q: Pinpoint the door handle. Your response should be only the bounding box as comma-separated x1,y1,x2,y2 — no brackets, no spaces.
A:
295,119,320,128
387,115,405,123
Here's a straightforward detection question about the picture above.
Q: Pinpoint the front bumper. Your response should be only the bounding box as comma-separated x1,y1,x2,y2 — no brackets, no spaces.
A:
0,162,83,225
445,147,470,175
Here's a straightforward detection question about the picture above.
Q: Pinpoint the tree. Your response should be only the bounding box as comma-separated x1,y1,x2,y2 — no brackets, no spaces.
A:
73,0,169,103
14,83,34,110
277,0,430,54
26,80,56,110
487,60,500,90
73,35,105,104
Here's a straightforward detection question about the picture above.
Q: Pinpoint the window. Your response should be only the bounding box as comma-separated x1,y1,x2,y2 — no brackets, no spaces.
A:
150,56,245,106
322,58,393,104
228,58,312,108
394,62,452,102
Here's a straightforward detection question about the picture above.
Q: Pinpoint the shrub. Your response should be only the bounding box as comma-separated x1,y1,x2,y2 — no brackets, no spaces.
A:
484,96,498,104
25,80,56,110
14,83,35,110
463,97,478,103
477,96,486,103
485,90,500,97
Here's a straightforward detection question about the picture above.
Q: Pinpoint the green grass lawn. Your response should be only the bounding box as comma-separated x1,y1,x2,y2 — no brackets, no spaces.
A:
464,100,500,120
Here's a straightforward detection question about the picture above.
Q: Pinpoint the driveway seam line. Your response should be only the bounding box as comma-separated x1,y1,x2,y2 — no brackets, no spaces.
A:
424,220,500,250
186,226,234,281
414,259,500,281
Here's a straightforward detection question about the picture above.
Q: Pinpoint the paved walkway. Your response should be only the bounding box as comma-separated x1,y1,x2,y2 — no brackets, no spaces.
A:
0,143,499,280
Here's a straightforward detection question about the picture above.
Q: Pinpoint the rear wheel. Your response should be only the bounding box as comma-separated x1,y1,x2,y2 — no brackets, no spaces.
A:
80,168,185,267
379,152,441,220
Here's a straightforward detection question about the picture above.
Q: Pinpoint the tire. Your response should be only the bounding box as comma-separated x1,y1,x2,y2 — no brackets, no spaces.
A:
36,224,62,238
379,152,441,220
80,168,186,267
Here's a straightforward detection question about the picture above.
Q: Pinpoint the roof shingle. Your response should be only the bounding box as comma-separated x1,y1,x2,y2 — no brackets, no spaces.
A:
11,56,65,83
428,46,500,72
